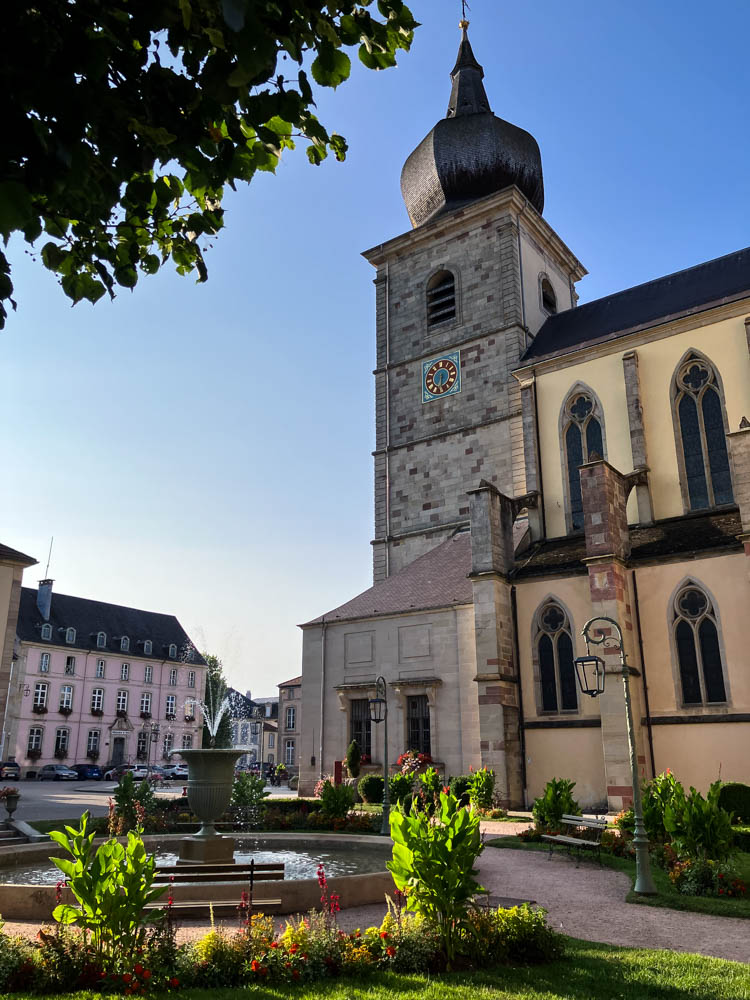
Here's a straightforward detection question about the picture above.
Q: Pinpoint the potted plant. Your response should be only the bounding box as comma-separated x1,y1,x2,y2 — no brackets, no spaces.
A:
184,714,195,723
91,708,104,717
31,704,48,715
54,748,68,760
140,710,152,720
165,713,176,721
86,749,99,761
27,748,41,760
59,705,73,716
0,787,20,819
116,709,127,719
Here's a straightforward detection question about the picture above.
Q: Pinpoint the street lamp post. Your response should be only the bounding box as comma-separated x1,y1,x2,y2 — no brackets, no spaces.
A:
368,676,391,837
575,616,656,895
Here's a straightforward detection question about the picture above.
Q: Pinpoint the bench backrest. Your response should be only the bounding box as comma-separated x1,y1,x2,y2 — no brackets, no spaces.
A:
561,814,607,829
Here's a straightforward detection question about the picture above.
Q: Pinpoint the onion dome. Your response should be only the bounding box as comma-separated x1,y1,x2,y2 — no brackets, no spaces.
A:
400,22,544,228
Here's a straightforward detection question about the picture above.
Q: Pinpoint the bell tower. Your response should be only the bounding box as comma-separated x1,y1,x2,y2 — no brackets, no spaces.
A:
365,22,586,582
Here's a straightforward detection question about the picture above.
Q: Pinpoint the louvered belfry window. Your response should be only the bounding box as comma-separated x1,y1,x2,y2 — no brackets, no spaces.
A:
426,270,456,327
674,356,733,510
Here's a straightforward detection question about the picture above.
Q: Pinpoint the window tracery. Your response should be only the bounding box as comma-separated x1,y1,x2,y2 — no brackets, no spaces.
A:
534,601,578,713
562,389,605,531
672,583,726,705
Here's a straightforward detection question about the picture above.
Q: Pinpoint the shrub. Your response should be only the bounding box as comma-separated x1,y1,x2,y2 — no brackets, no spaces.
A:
468,767,495,809
417,766,442,800
389,772,413,803
231,772,269,828
665,781,734,860
319,779,354,819
718,782,750,824
449,775,471,806
532,778,579,832
388,790,484,968
112,771,156,831
358,774,384,804
346,740,361,779
463,904,564,966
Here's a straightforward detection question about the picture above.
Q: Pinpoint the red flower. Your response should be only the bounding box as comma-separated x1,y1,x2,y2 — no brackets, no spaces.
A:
442,786,450,795
380,931,389,939
250,960,260,972
292,970,300,980
170,978,179,988
719,889,724,895
123,974,133,983
134,964,143,975
386,946,396,957
142,970,151,980
289,943,299,954
270,941,279,949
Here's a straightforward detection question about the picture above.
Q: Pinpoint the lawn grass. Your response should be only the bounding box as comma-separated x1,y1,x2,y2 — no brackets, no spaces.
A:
487,837,750,919
4,939,749,999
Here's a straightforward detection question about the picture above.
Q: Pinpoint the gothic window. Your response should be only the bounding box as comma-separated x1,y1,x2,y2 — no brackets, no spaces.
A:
349,698,372,758
540,275,557,314
407,694,431,756
535,601,578,713
672,584,726,705
426,270,456,327
673,355,733,510
562,389,605,531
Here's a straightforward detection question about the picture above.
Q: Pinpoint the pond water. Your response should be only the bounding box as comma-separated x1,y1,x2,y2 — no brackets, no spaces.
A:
0,838,390,885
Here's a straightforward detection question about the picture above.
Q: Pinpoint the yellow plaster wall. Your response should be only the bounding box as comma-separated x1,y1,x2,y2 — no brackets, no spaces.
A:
536,314,750,537
651,725,749,791
524,728,606,808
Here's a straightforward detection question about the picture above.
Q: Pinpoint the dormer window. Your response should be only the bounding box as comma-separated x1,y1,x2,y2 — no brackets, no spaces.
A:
168,643,177,659
540,275,557,315
143,639,152,655
96,632,106,649
41,624,52,641
120,636,130,652
426,270,456,327
65,628,76,644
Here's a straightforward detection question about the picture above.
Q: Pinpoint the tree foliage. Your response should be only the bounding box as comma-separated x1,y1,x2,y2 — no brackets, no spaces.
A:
0,0,417,327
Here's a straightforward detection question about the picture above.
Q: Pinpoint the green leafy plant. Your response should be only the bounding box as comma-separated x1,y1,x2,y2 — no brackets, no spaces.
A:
231,772,269,827
532,778,579,832
358,774,384,804
112,771,156,831
49,811,167,969
388,790,484,968
664,781,734,860
449,774,472,806
417,766,442,800
319,779,354,818
718,782,750,825
468,767,495,809
346,740,361,779
462,904,564,965
389,772,413,804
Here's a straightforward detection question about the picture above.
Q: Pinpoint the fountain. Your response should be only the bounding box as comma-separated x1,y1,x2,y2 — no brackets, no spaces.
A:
172,689,243,864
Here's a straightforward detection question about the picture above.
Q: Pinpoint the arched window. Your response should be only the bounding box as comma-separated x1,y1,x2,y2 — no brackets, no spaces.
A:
168,643,177,659
673,354,733,510
540,275,557,314
41,623,52,640
426,270,456,327
562,388,605,531
65,627,76,644
143,639,152,655
534,601,578,713
120,636,130,652
672,583,726,705
96,632,106,649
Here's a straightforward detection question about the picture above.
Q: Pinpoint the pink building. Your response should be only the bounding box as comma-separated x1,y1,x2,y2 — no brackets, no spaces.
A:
9,580,206,775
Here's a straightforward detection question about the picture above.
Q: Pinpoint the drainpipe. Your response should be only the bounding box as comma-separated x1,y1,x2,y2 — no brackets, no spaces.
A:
318,619,327,780
384,261,391,578
532,372,547,537
510,587,527,806
72,651,90,763
631,571,656,778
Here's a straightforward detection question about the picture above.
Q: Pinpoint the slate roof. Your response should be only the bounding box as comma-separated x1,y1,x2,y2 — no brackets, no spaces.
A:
0,542,37,567
302,531,474,626
520,246,750,364
16,586,205,664
278,676,302,687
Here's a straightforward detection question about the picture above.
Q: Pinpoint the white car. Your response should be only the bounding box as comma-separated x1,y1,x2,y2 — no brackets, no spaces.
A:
160,763,188,780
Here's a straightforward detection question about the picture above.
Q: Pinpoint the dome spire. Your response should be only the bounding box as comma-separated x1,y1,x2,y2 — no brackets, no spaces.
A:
447,20,490,118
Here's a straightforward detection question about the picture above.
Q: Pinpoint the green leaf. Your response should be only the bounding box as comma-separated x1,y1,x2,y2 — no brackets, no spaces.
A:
114,265,138,288
179,0,191,29
311,44,351,88
0,182,34,240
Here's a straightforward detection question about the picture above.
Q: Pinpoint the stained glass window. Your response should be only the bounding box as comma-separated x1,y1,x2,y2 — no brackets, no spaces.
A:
674,356,733,510
673,585,726,705
537,602,578,713
563,391,605,531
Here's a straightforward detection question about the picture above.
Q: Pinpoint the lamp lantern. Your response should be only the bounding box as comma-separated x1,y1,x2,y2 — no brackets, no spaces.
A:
573,654,606,698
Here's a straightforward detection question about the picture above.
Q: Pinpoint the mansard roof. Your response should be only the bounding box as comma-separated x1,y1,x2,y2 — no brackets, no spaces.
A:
16,586,205,663
302,530,473,626
521,246,750,365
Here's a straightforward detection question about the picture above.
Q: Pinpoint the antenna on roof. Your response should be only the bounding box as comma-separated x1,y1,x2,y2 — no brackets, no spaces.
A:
44,537,54,578
460,0,470,24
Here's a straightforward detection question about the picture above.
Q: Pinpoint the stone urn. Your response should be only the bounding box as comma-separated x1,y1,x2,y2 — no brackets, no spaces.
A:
2,794,19,820
174,749,243,864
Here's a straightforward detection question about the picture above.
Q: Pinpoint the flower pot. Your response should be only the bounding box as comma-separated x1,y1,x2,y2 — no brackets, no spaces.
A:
3,795,19,819
176,749,244,839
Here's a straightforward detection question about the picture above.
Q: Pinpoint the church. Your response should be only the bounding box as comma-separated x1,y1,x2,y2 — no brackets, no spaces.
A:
297,24,750,810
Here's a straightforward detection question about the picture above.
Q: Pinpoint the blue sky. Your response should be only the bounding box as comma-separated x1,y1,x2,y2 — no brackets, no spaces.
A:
2,1,749,696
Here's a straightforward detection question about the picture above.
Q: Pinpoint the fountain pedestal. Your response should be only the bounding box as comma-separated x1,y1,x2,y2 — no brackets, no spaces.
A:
175,748,243,865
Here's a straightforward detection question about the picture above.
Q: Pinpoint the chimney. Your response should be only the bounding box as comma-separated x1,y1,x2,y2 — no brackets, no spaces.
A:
245,690,252,702
37,579,54,621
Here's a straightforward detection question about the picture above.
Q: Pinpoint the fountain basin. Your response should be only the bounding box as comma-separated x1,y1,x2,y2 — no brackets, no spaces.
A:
0,833,394,920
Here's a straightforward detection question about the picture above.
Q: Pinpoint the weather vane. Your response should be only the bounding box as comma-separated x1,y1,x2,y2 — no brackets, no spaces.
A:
461,0,470,24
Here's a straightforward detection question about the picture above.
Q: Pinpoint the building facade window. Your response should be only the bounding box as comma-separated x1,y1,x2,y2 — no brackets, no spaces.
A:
33,682,48,708
144,665,153,684
116,690,128,713
184,698,195,719
65,628,76,644
285,739,296,765
120,663,130,681
240,723,249,744
168,644,177,659
55,728,69,755
28,727,43,754
169,668,178,686
534,601,578,713
182,734,193,750
137,732,149,758
268,733,275,749
673,354,733,511
143,640,152,655
540,274,557,314
285,706,296,731
60,685,73,710
562,388,605,532
87,730,100,754
96,659,106,678
187,670,195,688
41,624,52,640
165,694,176,718
349,698,372,757
91,688,104,712
672,583,727,705
140,692,152,714
120,636,130,652
407,695,431,756
163,733,174,758
39,652,50,673
65,656,76,676
267,753,274,764
426,269,456,327
96,632,107,649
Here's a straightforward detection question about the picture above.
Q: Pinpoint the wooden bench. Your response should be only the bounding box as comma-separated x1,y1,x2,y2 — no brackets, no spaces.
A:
147,858,284,917
541,814,607,866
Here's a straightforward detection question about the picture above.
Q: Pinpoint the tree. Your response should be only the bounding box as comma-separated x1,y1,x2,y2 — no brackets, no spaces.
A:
0,1,417,328
201,652,233,748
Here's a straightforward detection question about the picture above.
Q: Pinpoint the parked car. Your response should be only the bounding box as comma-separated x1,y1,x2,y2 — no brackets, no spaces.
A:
0,761,21,780
103,763,135,781
37,764,78,781
72,763,102,780
160,763,188,780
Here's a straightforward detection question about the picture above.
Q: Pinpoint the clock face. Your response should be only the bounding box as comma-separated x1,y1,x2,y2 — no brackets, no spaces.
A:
422,352,461,403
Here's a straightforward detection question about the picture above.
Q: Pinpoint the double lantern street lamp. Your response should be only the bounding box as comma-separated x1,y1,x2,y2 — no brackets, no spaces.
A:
368,676,391,837
574,616,656,895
